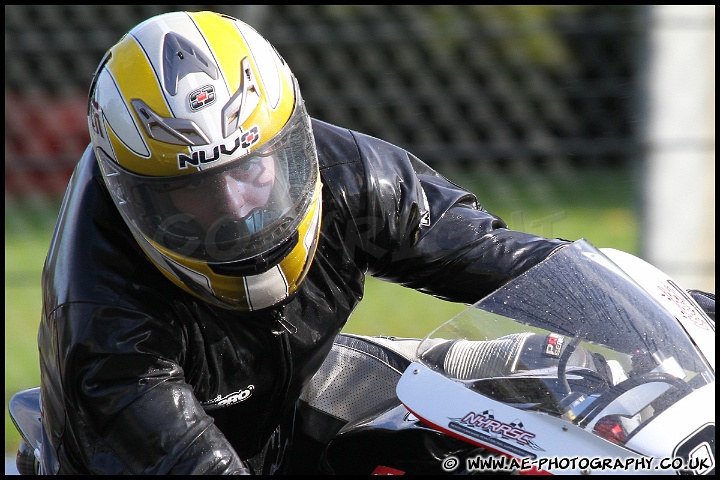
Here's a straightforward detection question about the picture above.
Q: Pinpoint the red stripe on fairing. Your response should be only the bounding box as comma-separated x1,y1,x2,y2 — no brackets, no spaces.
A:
400,403,552,475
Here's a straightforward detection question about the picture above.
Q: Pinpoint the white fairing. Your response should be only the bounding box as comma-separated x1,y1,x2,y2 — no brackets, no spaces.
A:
397,363,647,475
601,248,715,371
624,382,715,475
398,240,714,475
600,248,715,475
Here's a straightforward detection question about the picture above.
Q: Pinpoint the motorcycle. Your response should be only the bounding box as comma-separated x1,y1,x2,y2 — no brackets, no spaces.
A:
9,239,715,475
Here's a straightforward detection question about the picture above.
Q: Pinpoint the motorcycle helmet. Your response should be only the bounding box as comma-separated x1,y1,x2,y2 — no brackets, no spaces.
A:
87,11,322,311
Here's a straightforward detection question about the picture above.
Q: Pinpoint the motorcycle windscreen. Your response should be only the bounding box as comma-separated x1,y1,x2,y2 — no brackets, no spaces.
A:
414,239,714,453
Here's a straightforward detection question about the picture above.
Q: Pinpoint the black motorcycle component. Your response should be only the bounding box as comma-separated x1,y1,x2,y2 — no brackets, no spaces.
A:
321,402,490,475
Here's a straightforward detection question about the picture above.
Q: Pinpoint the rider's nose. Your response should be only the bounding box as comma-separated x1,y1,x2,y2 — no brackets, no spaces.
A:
217,175,246,214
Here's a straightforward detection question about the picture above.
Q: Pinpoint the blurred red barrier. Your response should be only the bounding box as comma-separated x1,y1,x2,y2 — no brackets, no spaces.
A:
5,93,89,197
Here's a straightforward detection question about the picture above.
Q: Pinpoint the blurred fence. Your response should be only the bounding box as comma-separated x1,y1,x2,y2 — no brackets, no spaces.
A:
6,5,640,194
4,5,715,288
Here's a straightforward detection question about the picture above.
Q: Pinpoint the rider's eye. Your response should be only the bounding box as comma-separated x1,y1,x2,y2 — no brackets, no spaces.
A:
230,159,263,182
238,159,259,173
185,177,203,190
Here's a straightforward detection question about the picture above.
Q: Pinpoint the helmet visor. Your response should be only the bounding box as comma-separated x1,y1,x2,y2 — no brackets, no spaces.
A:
98,99,319,264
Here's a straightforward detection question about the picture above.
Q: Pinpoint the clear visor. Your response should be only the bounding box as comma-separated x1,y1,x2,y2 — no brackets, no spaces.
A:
98,100,318,264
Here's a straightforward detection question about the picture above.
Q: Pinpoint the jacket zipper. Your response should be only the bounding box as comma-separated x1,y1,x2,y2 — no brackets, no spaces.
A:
258,307,295,466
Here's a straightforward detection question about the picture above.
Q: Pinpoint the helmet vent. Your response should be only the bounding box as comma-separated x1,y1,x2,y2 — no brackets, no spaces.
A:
221,57,261,138
162,32,219,96
131,99,210,146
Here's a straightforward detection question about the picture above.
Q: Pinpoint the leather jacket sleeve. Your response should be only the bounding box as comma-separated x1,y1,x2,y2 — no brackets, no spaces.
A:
319,123,568,304
40,305,252,475
39,147,252,475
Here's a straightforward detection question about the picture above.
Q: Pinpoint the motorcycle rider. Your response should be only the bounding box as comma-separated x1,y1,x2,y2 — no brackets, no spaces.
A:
35,10,714,475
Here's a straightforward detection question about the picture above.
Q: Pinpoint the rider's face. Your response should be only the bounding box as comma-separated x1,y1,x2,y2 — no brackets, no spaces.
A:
168,156,276,230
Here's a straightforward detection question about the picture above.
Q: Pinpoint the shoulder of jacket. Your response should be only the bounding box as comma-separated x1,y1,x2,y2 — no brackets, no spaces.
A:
310,118,414,176
311,118,364,169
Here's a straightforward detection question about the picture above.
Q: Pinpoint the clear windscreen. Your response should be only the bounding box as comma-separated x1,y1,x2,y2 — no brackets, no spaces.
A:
415,240,714,445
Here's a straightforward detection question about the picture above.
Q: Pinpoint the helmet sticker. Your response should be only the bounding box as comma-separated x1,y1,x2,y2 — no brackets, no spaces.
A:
241,126,260,148
177,125,260,170
189,85,216,111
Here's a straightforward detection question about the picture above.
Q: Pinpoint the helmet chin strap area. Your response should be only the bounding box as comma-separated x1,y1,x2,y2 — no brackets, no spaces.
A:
242,207,272,235
208,231,299,277
212,206,283,243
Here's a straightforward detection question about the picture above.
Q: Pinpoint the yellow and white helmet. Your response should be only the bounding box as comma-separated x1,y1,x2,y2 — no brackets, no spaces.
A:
88,11,322,311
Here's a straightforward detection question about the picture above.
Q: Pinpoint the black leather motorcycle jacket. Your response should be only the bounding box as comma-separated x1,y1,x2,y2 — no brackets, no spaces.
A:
38,118,568,474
